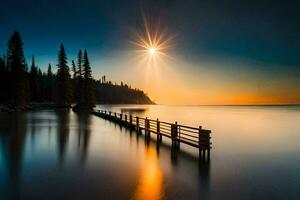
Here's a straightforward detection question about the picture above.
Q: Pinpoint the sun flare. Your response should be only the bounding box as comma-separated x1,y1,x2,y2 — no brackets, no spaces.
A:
129,17,176,98
131,17,174,64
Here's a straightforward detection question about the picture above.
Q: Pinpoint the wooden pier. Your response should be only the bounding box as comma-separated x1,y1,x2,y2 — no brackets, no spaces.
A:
92,110,212,160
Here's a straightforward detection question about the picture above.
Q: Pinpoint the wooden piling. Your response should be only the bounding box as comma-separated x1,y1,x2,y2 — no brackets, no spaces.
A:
145,117,150,138
199,126,202,158
136,116,139,132
156,118,161,142
171,122,179,149
129,115,133,127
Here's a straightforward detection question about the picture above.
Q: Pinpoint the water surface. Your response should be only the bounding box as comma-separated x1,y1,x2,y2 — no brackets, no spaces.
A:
0,105,300,199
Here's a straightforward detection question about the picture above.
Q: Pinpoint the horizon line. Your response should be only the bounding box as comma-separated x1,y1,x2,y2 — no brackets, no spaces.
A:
155,103,300,107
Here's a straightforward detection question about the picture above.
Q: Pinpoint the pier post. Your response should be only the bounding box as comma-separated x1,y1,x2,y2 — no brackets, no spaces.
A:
136,117,139,132
171,122,179,149
145,118,150,138
157,118,161,142
130,115,133,127
198,126,204,159
175,122,179,149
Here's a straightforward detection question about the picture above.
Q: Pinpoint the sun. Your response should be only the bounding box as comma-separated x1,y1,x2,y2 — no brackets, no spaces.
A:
130,17,174,62
148,47,156,55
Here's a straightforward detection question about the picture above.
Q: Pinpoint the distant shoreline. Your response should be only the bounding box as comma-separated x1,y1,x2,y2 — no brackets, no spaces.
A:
1,103,299,113
0,102,155,113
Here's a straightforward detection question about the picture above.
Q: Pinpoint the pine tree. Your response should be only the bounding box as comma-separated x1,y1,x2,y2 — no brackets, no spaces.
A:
83,50,95,108
0,57,7,102
0,57,5,74
30,55,36,72
30,55,38,101
82,50,95,108
37,67,43,101
38,68,42,77
71,60,79,103
46,64,54,101
56,44,72,107
73,50,95,111
77,50,82,78
7,31,30,107
47,64,53,77
76,50,83,104
71,60,77,78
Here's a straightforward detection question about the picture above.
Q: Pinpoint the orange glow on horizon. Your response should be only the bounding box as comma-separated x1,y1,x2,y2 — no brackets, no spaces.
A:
95,54,300,105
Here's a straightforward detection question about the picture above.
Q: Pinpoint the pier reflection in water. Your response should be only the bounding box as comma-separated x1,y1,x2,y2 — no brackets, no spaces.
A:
0,109,208,199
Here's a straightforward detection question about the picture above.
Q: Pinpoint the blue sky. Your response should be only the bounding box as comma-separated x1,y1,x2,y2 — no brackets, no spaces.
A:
0,0,299,104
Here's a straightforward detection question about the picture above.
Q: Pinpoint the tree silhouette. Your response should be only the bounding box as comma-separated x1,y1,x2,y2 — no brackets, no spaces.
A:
47,64,53,77
76,50,83,103
82,50,95,108
71,60,77,78
30,55,38,101
94,78,154,104
7,31,30,107
0,56,8,102
46,64,54,101
55,44,72,107
77,50,82,78
73,50,95,111
71,50,84,104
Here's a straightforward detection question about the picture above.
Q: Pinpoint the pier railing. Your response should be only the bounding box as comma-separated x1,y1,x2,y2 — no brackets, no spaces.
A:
92,110,211,158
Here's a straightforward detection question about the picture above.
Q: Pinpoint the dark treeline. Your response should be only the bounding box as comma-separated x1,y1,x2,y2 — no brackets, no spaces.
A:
95,79,154,104
0,31,154,110
0,31,95,110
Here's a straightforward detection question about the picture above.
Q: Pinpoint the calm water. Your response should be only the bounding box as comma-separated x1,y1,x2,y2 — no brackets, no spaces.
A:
0,105,300,200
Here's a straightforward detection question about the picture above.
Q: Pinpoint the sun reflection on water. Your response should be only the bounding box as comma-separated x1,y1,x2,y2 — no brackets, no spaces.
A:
133,147,164,200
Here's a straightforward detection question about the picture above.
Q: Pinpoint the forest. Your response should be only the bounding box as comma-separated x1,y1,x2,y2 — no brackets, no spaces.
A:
0,31,154,111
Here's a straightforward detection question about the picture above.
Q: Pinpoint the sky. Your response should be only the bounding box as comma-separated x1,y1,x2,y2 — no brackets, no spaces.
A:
0,0,299,105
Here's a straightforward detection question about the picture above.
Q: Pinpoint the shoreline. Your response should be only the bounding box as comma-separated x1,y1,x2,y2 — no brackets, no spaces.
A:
0,103,71,113
0,102,155,113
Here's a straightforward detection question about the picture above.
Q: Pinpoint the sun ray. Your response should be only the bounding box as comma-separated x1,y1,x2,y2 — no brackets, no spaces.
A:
127,16,176,95
130,16,174,65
